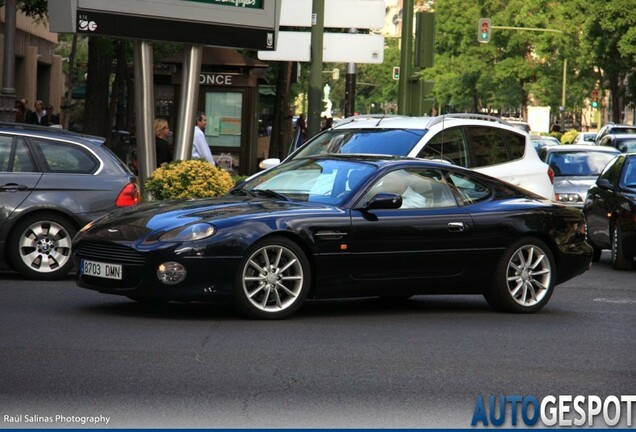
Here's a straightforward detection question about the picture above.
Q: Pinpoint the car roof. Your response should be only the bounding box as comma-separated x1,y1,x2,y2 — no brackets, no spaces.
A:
332,113,523,133
543,145,619,153
0,122,106,145
605,133,636,139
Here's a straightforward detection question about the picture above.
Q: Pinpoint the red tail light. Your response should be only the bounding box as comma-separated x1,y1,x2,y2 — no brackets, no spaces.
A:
115,182,141,207
547,166,555,184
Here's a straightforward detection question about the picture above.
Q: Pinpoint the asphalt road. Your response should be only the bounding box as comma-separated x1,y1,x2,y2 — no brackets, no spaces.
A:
0,252,634,429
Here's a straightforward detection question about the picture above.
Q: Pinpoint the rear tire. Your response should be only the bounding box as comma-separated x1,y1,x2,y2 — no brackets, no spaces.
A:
485,237,555,313
8,213,77,280
611,225,633,270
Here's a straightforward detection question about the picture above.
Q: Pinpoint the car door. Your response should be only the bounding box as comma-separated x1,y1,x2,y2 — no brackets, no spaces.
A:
584,155,624,247
0,135,43,233
346,167,475,296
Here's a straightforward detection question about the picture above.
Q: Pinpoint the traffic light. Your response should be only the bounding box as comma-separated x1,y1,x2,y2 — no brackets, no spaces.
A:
478,18,491,43
591,89,599,108
392,66,400,80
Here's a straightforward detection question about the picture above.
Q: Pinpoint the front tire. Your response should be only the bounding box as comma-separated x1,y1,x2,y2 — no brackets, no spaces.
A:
8,213,77,280
485,238,555,313
235,236,311,319
611,225,633,270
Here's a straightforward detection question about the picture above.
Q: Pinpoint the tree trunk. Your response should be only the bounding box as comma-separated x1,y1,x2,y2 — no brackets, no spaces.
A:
270,61,293,160
83,37,114,138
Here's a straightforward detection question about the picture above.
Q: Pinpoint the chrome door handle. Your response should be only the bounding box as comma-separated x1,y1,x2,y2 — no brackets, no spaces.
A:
448,222,466,232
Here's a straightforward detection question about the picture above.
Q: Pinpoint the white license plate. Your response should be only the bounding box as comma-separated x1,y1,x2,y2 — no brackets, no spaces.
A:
81,259,123,280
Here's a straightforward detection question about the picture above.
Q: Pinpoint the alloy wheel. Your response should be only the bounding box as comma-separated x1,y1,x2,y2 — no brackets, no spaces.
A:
17,220,73,273
242,244,305,313
505,244,552,307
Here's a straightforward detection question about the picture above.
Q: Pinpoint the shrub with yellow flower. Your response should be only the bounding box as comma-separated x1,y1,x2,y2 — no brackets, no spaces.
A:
145,159,235,200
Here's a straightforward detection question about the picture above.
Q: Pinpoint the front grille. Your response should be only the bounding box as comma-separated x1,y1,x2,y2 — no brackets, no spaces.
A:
75,242,146,265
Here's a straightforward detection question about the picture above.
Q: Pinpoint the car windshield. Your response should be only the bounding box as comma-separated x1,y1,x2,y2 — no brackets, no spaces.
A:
292,128,427,159
237,158,376,206
547,151,617,176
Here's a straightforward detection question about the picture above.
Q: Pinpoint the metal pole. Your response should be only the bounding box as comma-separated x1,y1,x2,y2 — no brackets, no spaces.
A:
174,45,202,161
397,0,413,115
307,0,324,139
561,59,567,129
0,0,17,122
133,40,155,191
344,28,357,118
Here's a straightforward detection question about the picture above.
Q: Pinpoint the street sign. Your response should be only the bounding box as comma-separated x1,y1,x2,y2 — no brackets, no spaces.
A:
258,32,384,63
49,0,282,50
258,0,384,63
278,0,384,28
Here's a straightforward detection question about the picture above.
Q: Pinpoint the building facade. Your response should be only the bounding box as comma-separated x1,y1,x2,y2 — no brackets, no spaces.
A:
0,6,64,116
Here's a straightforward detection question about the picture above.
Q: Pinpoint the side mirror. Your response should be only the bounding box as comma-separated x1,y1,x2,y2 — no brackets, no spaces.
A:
259,158,281,170
596,178,614,190
364,193,402,210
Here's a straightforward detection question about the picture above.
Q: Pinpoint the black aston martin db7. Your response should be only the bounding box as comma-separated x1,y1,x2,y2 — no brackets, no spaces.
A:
73,155,592,319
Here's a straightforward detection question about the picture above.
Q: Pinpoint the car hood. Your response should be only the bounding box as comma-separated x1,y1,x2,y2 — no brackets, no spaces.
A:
77,196,335,242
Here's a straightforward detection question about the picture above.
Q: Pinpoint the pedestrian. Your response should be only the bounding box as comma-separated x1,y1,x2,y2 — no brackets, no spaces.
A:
14,99,26,123
154,118,173,168
192,111,216,166
25,100,49,125
47,104,61,126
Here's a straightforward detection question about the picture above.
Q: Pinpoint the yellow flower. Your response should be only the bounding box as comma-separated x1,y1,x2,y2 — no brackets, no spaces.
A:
145,160,235,200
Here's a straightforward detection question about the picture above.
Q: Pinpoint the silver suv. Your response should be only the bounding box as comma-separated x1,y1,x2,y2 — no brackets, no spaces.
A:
262,114,554,199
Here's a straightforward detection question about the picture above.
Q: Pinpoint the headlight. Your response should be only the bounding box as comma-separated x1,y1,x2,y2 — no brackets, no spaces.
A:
555,193,582,203
159,223,216,242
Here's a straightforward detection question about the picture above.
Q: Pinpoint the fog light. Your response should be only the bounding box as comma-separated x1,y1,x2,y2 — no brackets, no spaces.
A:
157,262,187,285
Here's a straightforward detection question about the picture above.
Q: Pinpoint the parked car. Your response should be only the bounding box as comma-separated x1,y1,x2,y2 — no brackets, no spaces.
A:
538,145,620,207
583,153,636,269
531,136,560,153
260,114,554,199
571,132,597,145
0,122,140,280
74,155,592,319
595,123,636,145
597,133,636,153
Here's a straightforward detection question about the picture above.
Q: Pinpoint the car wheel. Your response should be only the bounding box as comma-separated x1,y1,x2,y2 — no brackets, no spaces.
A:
235,236,310,319
8,213,77,280
611,225,633,270
485,238,555,313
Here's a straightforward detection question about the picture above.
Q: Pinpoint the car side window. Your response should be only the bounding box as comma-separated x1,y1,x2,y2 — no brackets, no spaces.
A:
417,127,468,167
0,136,11,171
501,129,525,159
363,168,457,209
465,126,509,167
598,156,622,186
31,138,99,174
620,159,636,187
445,172,492,205
0,137,36,173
